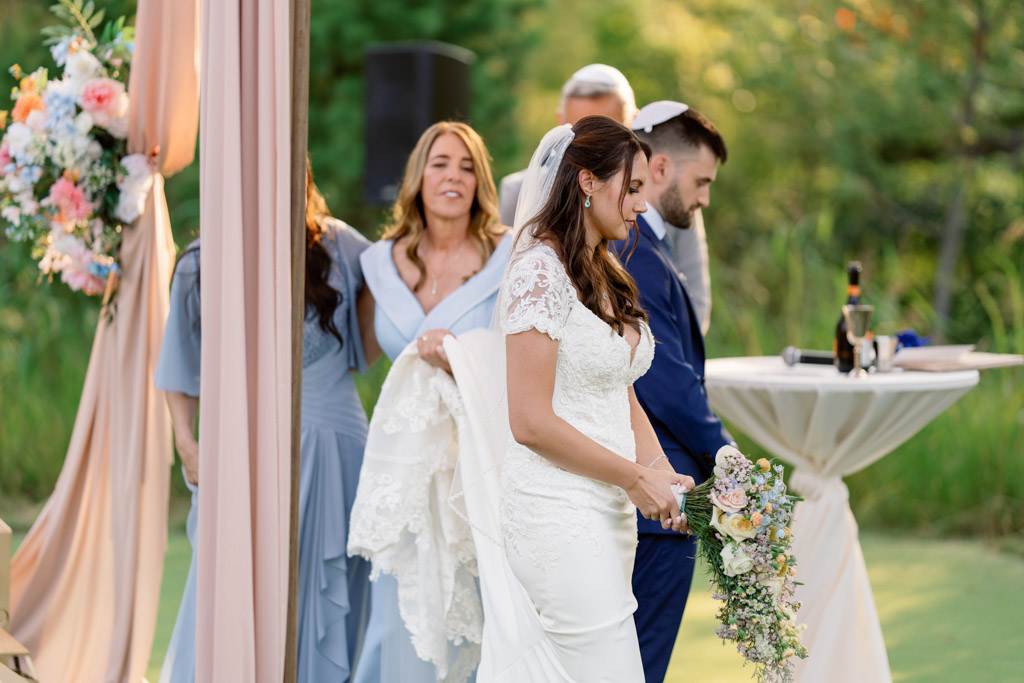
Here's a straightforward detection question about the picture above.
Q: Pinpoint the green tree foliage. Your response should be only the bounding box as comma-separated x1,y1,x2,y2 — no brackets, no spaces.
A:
306,0,544,234
1,0,1021,535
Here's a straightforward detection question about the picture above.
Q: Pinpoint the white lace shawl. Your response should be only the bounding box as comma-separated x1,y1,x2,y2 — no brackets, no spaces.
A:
347,343,482,683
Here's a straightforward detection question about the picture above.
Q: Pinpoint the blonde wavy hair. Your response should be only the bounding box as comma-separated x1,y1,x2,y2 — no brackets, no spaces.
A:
382,121,505,291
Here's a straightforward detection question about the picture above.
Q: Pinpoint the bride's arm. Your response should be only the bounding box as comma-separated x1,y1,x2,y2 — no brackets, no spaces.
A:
630,387,676,473
507,328,688,529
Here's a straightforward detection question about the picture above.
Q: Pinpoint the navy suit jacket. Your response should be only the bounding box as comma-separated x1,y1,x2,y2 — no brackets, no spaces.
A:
615,216,731,535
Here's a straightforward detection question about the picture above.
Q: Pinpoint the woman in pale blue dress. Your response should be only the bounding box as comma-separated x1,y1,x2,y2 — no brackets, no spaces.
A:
155,164,374,682
352,121,511,683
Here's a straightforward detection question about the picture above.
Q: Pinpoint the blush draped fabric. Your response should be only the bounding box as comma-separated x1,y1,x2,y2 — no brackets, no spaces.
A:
8,1,200,681
194,0,293,680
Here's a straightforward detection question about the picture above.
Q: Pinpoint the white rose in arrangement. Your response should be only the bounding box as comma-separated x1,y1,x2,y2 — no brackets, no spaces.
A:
721,512,759,541
710,505,728,537
762,576,785,602
18,192,39,215
715,445,742,468
713,444,742,479
25,109,48,132
65,49,102,91
104,110,130,140
721,542,754,577
1,205,21,226
114,153,156,224
6,174,29,194
5,122,35,158
74,111,94,135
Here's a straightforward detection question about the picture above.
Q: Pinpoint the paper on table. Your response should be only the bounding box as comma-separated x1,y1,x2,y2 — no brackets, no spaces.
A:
895,351,1024,372
893,344,974,366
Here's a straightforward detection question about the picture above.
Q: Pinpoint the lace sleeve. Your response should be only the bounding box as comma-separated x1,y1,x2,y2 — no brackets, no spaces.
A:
500,245,576,340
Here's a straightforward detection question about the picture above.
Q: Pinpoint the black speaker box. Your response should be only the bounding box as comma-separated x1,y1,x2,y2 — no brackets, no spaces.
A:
364,42,476,205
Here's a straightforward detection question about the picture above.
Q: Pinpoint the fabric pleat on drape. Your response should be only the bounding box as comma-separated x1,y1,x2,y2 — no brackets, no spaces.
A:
195,0,293,679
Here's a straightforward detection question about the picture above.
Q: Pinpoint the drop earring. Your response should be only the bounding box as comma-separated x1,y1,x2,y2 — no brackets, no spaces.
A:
584,194,591,208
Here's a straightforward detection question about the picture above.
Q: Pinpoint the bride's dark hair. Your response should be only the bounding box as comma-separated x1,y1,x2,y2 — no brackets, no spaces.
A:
524,115,650,334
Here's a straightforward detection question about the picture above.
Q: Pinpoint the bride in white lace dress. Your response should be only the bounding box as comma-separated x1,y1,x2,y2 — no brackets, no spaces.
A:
496,116,695,681
347,118,696,683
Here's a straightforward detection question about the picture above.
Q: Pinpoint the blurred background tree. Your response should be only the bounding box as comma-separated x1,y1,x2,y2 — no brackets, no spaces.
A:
1,0,1021,538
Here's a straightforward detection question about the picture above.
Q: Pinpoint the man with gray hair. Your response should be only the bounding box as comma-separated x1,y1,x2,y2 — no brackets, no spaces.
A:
498,63,636,226
499,65,713,331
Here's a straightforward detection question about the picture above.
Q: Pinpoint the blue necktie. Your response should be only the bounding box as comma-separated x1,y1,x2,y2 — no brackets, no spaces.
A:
661,233,675,261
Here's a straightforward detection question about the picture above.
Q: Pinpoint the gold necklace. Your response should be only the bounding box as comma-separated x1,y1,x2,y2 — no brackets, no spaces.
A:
423,239,467,297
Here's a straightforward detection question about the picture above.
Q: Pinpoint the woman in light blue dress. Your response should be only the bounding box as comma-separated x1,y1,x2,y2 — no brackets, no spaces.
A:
352,121,511,683
155,163,374,682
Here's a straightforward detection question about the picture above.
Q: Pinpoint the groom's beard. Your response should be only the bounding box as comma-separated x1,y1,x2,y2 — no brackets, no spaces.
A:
660,182,696,230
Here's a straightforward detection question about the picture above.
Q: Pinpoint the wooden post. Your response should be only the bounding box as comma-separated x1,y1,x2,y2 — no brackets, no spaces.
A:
285,0,311,678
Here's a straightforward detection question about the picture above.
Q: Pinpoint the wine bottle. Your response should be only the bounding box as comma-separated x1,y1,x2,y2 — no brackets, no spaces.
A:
834,261,862,373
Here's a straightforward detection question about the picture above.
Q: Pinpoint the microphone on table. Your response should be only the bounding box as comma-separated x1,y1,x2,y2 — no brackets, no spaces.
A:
782,346,834,366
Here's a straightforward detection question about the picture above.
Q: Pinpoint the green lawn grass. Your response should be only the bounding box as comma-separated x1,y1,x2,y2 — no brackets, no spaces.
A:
136,531,1024,681
668,533,1024,682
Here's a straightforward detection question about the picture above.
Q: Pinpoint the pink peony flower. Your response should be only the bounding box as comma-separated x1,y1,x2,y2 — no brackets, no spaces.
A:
710,487,749,514
45,177,93,223
79,78,126,117
0,142,10,169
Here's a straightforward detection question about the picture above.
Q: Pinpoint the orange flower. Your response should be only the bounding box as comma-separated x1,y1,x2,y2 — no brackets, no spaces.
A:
750,512,763,526
12,92,44,123
0,110,7,130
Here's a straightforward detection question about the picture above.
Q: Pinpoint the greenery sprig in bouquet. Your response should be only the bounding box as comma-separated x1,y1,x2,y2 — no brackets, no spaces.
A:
678,445,809,682
0,0,151,299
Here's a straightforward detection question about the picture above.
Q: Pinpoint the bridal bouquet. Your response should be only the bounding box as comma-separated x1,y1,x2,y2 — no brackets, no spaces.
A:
679,445,808,682
0,0,151,299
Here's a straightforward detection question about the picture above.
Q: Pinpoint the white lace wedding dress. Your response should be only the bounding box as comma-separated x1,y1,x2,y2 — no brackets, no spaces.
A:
496,242,655,682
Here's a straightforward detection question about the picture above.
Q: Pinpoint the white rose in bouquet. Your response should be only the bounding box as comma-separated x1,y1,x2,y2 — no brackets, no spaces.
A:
713,444,743,479
104,107,130,139
721,542,754,577
114,153,155,224
65,49,102,93
74,111,94,135
25,109,48,132
721,512,759,542
1,205,21,226
5,122,36,159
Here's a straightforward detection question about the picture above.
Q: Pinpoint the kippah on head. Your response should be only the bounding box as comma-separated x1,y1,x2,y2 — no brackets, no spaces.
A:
631,101,729,163
631,100,689,133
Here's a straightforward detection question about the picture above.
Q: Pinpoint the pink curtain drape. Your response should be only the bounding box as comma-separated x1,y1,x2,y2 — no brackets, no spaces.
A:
8,1,201,680
195,0,293,679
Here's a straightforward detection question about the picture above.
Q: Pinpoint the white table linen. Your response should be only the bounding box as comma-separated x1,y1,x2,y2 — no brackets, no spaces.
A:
704,357,978,683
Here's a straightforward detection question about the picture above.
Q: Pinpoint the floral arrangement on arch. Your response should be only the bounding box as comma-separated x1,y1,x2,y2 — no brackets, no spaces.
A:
679,445,809,682
0,0,154,299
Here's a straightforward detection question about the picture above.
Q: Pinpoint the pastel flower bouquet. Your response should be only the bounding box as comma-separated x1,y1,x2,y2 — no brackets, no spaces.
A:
0,0,151,300
678,445,809,682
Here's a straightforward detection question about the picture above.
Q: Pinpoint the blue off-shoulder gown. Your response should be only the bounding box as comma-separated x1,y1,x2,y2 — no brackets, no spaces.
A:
352,232,512,683
154,219,374,682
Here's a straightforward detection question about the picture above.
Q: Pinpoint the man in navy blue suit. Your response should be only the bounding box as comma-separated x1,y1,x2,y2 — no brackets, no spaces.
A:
614,101,733,682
